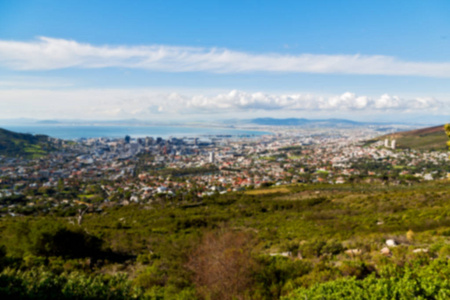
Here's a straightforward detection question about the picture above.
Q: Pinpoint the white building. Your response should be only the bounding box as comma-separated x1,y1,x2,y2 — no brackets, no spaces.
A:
391,139,396,150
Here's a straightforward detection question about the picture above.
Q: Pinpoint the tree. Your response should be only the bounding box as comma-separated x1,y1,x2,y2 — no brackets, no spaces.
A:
187,230,256,300
10,219,102,258
446,124,450,158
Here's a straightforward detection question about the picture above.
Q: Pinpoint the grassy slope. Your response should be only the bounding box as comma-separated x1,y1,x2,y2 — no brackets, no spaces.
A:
72,181,450,256
1,181,450,298
0,128,54,158
373,125,448,151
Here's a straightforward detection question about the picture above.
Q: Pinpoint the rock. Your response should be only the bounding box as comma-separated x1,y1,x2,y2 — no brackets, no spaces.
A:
413,248,428,253
386,239,397,247
381,247,391,256
269,251,291,257
345,249,362,257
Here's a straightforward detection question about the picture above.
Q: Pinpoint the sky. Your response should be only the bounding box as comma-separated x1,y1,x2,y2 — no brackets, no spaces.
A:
0,0,450,123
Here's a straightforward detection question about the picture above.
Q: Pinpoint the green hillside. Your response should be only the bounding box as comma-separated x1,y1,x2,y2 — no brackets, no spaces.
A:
0,128,55,158
1,181,450,299
375,125,448,151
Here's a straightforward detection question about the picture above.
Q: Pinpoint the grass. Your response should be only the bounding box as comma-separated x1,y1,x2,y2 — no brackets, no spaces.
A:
370,125,448,151
396,131,447,150
287,155,303,160
245,187,291,195
0,127,54,158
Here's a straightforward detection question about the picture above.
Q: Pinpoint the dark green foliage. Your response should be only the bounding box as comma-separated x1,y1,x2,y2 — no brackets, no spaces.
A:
254,256,312,299
0,269,144,300
5,220,102,259
0,181,450,298
285,259,450,299
140,166,218,178
297,239,343,258
0,128,55,158
339,260,375,279
446,124,450,156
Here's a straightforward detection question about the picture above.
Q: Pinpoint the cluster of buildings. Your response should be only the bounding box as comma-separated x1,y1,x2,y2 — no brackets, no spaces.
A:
0,126,449,215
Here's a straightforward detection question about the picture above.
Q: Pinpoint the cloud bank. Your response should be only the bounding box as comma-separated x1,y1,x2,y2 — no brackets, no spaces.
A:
0,88,444,120
185,90,443,112
1,37,450,77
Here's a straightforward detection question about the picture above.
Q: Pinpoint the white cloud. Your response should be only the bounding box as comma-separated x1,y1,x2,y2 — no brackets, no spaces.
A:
0,37,450,77
0,77,73,89
184,90,443,112
0,88,444,120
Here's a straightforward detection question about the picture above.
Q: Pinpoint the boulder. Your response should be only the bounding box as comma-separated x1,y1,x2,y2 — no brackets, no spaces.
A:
386,239,397,247
381,247,391,256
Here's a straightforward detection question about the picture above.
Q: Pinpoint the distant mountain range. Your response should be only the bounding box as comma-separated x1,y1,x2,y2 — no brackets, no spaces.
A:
0,128,55,158
0,117,436,129
248,118,367,126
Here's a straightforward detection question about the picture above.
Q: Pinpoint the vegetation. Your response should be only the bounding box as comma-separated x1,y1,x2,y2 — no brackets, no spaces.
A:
1,180,450,299
446,124,450,156
0,128,55,158
372,125,448,151
285,258,450,300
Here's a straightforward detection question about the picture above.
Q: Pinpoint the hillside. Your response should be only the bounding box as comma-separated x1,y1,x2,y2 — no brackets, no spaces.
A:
0,128,55,158
377,125,448,151
1,181,450,299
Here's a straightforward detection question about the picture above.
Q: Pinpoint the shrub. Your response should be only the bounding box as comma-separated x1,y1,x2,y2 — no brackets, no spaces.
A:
186,230,256,300
7,220,102,259
339,260,375,279
299,240,343,258
321,240,344,256
254,256,312,299
406,229,415,242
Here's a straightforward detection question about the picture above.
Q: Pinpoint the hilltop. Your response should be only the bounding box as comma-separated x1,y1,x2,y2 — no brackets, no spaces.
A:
377,125,447,151
0,128,55,158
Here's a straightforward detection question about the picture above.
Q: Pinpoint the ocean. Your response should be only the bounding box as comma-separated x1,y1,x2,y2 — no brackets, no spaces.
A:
0,124,271,140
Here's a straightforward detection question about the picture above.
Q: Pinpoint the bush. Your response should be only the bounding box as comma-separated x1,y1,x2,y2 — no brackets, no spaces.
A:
186,230,256,300
299,240,326,258
254,256,312,299
284,258,450,300
0,246,5,260
0,269,143,300
321,240,344,256
299,240,343,258
7,220,103,259
339,260,375,279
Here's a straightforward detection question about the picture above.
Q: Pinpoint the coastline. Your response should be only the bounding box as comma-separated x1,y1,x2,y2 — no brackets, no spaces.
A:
0,123,273,140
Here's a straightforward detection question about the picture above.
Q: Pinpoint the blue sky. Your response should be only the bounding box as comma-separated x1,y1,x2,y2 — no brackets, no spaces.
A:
0,0,449,123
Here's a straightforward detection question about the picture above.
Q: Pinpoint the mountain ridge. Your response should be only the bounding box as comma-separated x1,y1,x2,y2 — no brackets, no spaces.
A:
0,128,55,158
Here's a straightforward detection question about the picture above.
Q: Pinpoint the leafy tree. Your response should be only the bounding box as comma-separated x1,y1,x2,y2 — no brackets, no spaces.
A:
187,230,256,300
6,220,102,258
446,124,450,158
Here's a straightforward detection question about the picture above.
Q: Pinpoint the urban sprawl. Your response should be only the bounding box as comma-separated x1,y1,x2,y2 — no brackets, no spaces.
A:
1,127,449,218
